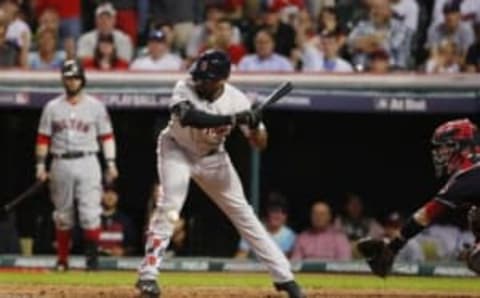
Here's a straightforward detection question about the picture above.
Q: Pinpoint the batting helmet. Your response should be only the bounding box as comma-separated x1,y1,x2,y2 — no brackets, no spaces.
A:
189,50,231,81
61,59,86,85
431,118,479,177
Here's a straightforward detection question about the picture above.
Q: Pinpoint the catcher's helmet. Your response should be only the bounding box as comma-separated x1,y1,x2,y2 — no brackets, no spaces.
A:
431,118,478,177
190,50,231,81
61,59,86,84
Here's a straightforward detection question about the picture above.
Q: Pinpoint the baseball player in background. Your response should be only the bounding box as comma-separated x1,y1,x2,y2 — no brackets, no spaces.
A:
357,118,480,277
135,50,305,298
35,59,118,271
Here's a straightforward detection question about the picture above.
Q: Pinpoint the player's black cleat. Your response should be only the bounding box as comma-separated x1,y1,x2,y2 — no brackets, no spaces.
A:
467,243,480,274
54,260,69,272
135,279,161,298
274,280,306,298
85,241,99,271
357,237,395,278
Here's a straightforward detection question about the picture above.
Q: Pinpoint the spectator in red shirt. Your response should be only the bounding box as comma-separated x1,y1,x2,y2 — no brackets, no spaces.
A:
35,0,81,40
83,33,129,70
291,201,352,261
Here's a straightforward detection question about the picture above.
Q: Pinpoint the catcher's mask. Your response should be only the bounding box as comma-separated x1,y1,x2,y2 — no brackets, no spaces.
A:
431,118,479,177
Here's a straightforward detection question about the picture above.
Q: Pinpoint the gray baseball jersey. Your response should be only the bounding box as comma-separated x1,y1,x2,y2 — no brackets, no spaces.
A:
139,79,294,283
38,93,113,230
38,94,113,154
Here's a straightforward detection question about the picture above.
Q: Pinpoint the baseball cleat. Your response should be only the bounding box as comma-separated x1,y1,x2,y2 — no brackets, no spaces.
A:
467,243,480,274
274,280,306,298
54,260,69,272
135,279,161,298
357,237,395,278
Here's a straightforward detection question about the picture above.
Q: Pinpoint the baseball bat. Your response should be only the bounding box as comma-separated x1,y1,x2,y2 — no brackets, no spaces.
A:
255,82,293,110
2,180,45,213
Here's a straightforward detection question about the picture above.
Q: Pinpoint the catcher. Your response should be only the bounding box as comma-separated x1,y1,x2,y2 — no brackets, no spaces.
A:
358,118,480,277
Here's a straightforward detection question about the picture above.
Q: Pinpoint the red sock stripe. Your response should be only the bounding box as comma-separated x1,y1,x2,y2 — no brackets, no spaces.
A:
84,228,101,242
99,133,114,141
55,229,71,263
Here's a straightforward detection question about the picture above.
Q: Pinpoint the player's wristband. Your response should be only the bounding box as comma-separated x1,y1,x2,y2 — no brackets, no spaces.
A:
36,162,46,172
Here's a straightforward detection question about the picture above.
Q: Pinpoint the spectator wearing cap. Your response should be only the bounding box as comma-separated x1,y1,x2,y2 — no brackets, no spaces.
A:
465,23,480,72
302,31,353,72
426,1,475,58
238,28,294,72
383,212,425,263
35,0,82,41
291,201,351,261
148,0,196,53
367,48,391,73
28,27,65,70
83,33,129,70
235,192,296,258
77,2,133,62
186,4,242,61
0,10,21,68
390,0,419,32
130,29,183,71
425,39,460,73
200,18,246,65
264,0,305,26
347,0,413,70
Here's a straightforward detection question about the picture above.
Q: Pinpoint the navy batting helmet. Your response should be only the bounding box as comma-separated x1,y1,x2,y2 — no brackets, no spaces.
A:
190,50,231,81
61,59,86,83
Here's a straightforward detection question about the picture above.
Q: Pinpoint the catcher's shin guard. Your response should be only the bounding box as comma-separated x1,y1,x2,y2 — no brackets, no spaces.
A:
467,243,480,274
357,237,395,278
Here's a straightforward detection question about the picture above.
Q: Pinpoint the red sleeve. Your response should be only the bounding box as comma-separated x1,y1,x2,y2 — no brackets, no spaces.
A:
99,133,114,141
82,58,95,69
115,59,130,70
36,133,51,145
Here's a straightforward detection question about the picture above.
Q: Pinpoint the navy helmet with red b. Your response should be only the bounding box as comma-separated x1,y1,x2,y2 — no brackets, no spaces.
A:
431,118,479,177
61,59,86,86
189,50,231,82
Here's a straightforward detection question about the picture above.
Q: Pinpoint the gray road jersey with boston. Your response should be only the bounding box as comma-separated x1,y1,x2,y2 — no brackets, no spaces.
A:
38,94,113,154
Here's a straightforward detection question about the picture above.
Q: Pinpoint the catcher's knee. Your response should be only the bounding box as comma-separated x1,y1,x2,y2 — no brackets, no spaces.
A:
468,206,480,239
53,210,74,230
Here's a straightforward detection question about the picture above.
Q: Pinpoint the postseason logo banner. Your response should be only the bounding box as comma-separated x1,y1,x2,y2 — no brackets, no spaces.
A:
0,88,477,114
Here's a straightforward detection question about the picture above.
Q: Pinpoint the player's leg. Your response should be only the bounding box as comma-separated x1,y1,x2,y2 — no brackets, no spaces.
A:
75,156,103,270
192,153,304,298
49,159,76,270
136,135,192,297
467,205,480,274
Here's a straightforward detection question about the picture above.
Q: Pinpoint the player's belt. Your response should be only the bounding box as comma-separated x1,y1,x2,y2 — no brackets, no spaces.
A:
53,151,96,159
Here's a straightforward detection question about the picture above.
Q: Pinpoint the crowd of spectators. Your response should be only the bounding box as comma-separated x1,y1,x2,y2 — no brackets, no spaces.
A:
0,0,478,73
234,191,476,263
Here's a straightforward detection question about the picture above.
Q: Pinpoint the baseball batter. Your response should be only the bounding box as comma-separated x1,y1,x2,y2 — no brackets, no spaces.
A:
35,59,118,271
135,50,305,298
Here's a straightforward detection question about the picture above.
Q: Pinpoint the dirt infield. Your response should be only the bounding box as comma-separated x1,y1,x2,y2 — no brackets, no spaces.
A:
0,285,480,298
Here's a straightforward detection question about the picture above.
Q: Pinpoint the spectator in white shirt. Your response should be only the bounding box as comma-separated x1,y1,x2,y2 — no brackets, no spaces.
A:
130,29,183,71
391,0,419,32
77,2,133,62
430,0,480,30
302,31,353,72
1,0,30,48
237,28,294,72
425,39,461,73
